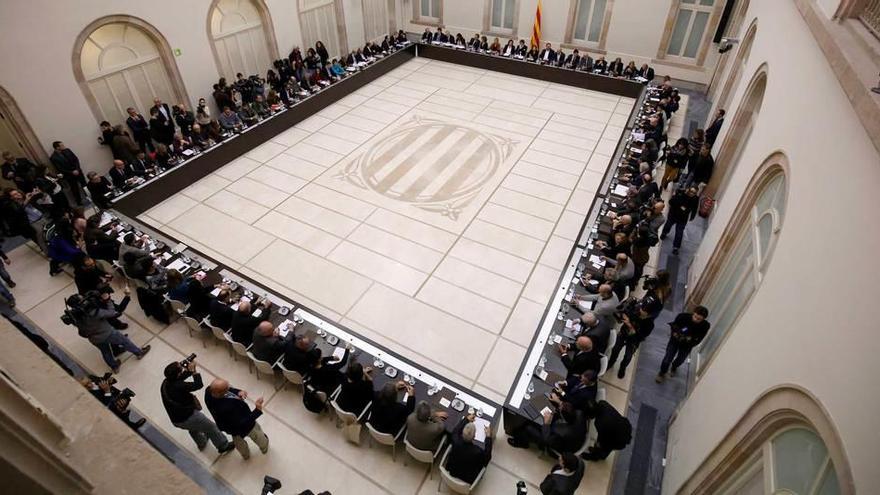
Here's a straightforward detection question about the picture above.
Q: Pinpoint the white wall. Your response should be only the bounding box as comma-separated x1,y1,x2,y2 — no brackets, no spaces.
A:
0,0,307,175
665,0,880,492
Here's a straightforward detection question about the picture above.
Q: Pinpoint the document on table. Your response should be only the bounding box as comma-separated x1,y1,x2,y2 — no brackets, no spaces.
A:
613,184,629,197
165,258,190,273
439,397,451,408
331,347,346,362
99,212,113,228
474,417,491,443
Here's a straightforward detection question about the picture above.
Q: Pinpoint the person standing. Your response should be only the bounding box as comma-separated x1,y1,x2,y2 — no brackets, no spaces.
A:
656,306,711,382
1,151,37,192
540,452,585,495
705,109,725,146
49,141,86,205
125,107,152,152
150,98,175,145
660,186,699,255
204,379,268,459
71,287,151,372
607,306,655,379
161,359,235,454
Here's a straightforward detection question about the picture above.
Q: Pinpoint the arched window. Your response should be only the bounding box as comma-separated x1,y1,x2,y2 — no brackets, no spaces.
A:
718,428,841,495
708,68,767,197
715,21,757,129
208,0,277,80
696,157,786,374
75,18,187,125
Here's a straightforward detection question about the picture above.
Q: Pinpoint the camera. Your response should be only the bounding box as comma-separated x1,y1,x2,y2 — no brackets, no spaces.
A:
642,274,659,291
260,476,282,495
89,372,118,386
180,353,197,367
117,387,136,401
516,480,528,494
61,292,99,326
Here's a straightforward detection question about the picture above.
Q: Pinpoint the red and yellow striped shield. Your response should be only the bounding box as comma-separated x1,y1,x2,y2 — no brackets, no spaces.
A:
530,0,543,48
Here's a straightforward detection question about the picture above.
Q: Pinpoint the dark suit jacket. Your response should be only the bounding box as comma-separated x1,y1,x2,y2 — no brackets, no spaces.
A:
151,104,174,132
50,149,82,179
583,319,612,355
539,49,557,63
542,409,587,453
565,54,581,68
229,309,270,346
204,387,262,436
209,300,235,330
561,349,601,377
594,400,632,450
250,330,291,363
126,114,150,139
336,377,373,414
637,66,655,81
369,394,414,435
109,165,133,188
562,375,597,410
282,340,316,374
446,419,492,484
669,312,710,347
608,61,624,75
539,459,585,495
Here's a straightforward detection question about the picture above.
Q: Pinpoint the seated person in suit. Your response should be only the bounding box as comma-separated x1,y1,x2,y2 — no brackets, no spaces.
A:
637,63,655,81
573,284,619,320
108,159,135,188
153,144,175,169
335,361,373,415
554,48,567,67
467,33,481,50
453,33,467,48
130,151,158,176
608,57,624,76
229,299,272,346
251,321,292,363
478,36,489,51
420,28,433,43
515,39,528,57
307,345,350,395
368,381,415,435
623,61,638,79
446,415,493,484
593,56,608,74
501,40,516,57
282,334,317,375
507,402,587,454
550,370,598,411
405,400,448,451
208,288,235,330
118,233,151,278
86,171,113,209
526,45,540,62
218,106,243,132
577,54,594,72
540,452,585,495
581,400,632,461
579,312,612,355
565,49,581,69
432,27,448,44
539,42,556,64
558,336,600,378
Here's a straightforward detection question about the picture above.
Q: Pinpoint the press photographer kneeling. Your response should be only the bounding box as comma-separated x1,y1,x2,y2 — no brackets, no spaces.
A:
63,285,151,372
161,354,235,454
80,372,145,430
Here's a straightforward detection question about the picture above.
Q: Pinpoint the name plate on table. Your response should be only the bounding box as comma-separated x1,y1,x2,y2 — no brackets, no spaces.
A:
439,397,451,408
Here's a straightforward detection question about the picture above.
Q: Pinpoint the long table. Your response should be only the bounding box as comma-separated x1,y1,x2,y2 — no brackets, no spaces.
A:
103,210,497,445
503,86,663,434
102,41,655,452
110,43,418,218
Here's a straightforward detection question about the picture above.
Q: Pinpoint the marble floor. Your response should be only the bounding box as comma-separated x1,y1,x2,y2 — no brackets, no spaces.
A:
140,58,636,400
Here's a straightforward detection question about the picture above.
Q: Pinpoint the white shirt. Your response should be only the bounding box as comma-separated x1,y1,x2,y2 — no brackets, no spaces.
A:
543,50,550,61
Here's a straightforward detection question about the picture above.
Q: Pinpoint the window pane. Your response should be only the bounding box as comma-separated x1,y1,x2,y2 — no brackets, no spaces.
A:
683,10,709,58
667,9,692,56
503,0,515,29
700,0,715,5
817,465,841,495
703,231,751,309
730,466,764,495
589,0,607,42
699,257,755,362
682,0,696,3
492,0,503,28
574,0,591,40
431,0,440,18
756,212,774,265
772,429,828,494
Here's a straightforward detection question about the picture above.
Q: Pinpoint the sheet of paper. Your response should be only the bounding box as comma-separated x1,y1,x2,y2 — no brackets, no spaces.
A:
251,308,262,318
613,184,630,196
99,212,113,228
165,259,190,273
537,369,548,381
540,406,553,417
439,397,451,408
172,242,189,254
332,347,346,361
552,334,563,344
474,417,490,443
210,287,221,297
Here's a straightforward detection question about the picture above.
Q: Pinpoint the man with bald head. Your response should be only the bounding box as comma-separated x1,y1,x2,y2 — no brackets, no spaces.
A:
578,311,612,354
229,298,272,346
559,336,601,378
108,159,135,188
574,283,619,320
204,379,268,459
250,320,292,363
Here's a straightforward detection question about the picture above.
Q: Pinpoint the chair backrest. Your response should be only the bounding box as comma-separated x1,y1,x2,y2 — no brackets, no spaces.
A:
606,329,617,354
598,355,609,377
209,325,227,340
366,422,396,446
168,298,188,314
181,316,202,333
403,437,434,464
331,400,358,425
439,446,476,494
247,352,276,374
278,362,305,385
230,339,250,357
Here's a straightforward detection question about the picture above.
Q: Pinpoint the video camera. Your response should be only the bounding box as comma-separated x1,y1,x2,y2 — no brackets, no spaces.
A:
60,292,101,326
260,476,282,495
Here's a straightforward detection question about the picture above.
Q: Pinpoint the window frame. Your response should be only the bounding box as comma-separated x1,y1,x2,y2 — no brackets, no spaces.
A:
562,0,614,52
413,0,443,25
484,0,519,36
656,0,726,66
689,155,788,379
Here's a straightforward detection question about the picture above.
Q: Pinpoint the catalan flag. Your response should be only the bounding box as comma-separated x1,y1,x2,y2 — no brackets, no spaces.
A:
530,0,542,49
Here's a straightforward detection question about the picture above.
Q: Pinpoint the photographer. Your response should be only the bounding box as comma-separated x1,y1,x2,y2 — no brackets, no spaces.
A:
161,357,234,454
67,287,151,372
80,373,145,429
606,305,654,380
